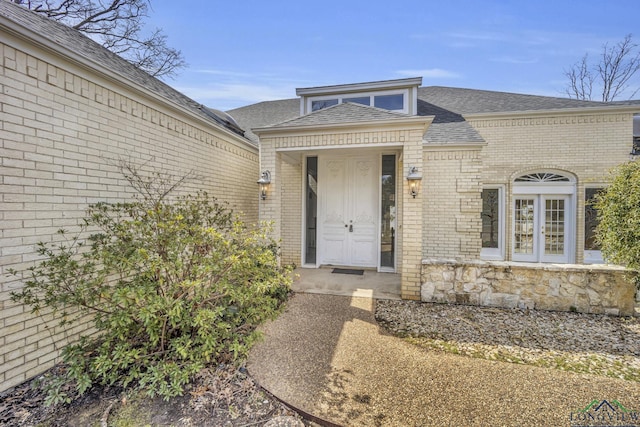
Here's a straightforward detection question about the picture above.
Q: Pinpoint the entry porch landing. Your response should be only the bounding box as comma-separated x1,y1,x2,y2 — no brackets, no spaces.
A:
292,267,401,300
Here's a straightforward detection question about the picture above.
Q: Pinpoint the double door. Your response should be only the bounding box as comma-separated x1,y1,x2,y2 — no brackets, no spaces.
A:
318,154,379,267
513,195,571,263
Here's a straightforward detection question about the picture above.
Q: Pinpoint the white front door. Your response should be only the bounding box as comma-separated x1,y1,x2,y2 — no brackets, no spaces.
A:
318,154,379,267
512,195,571,263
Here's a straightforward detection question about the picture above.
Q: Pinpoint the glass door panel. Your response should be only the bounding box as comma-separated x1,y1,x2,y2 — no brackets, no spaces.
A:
513,198,537,261
541,196,569,263
513,195,570,263
380,155,396,269
305,157,318,265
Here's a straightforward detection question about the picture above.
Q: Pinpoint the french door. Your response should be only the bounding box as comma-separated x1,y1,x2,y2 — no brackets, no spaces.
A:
512,195,571,263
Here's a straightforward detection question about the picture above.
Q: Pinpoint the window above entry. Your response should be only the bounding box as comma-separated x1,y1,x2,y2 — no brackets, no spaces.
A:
310,91,407,113
297,77,422,115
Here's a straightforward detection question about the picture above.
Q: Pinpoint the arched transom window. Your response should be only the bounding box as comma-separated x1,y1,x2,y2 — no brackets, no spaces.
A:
514,172,571,183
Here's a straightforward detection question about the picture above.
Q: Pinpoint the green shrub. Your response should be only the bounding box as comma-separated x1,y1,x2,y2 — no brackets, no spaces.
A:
10,172,291,402
596,160,640,285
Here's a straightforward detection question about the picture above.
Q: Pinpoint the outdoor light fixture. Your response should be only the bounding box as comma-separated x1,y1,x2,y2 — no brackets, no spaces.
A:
406,166,422,198
257,170,271,200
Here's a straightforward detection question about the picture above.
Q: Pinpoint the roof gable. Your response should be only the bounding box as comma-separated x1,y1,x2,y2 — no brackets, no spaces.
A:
267,102,412,128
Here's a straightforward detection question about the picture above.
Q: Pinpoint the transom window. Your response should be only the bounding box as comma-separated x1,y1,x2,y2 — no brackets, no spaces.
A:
514,173,571,183
309,91,407,113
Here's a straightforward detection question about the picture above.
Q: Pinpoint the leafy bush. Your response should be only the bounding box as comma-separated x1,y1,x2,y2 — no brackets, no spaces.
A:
596,160,640,283
10,171,291,402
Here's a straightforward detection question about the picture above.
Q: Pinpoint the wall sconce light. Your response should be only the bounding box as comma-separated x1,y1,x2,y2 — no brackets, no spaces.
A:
257,170,271,200
406,166,422,198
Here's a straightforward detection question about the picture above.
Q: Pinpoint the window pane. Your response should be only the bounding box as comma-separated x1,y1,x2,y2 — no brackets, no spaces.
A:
585,188,602,250
514,198,535,254
481,189,499,248
311,99,338,112
380,155,396,268
343,96,370,106
374,94,404,110
545,199,565,255
305,157,318,264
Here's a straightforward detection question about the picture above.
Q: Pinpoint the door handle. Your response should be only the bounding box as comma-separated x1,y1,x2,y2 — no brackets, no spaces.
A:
349,224,353,232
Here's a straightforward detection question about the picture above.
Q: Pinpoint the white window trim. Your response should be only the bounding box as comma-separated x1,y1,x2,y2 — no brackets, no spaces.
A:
480,185,505,261
584,186,605,264
301,154,319,268
305,88,410,115
378,152,399,273
512,173,577,264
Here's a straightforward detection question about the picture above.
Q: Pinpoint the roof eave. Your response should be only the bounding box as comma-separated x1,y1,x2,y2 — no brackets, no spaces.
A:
296,77,423,96
253,116,434,136
0,12,258,151
463,105,640,120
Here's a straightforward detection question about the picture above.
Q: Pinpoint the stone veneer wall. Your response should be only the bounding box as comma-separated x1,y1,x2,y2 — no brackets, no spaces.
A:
421,259,638,316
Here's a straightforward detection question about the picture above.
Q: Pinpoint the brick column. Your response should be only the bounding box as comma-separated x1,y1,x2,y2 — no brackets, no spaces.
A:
401,129,425,300
258,139,282,249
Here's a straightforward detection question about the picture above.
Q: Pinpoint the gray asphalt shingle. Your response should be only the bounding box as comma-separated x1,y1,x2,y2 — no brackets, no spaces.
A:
0,1,247,139
228,85,626,145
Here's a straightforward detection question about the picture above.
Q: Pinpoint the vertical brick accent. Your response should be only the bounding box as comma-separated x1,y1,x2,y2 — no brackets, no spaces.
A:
423,147,483,260
400,129,427,300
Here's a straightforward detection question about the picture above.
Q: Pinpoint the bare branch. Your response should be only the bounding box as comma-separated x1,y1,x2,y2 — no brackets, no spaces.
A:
564,34,640,102
12,0,185,79
564,54,594,100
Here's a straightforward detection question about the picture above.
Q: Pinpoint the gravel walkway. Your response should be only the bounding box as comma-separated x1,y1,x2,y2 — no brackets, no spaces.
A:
248,293,640,427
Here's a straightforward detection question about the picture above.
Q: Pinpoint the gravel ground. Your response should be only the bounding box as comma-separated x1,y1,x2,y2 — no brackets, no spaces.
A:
376,300,640,381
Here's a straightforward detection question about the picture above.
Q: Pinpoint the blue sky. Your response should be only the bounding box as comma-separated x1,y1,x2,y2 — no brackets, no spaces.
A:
146,0,640,110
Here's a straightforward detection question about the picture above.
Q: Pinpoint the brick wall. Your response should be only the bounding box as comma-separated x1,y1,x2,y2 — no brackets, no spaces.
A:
0,40,258,392
470,112,634,263
256,121,430,299
422,146,483,260
281,160,302,266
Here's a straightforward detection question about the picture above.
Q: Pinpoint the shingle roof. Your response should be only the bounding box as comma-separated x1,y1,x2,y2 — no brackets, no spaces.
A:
417,86,605,115
0,1,248,139
227,85,639,145
227,98,300,143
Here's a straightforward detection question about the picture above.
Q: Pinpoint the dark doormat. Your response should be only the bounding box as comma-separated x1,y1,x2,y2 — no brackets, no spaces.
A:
332,268,364,275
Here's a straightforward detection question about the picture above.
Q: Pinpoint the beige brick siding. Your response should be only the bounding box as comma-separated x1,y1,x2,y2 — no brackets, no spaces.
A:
256,121,430,299
470,112,634,263
422,147,483,260
281,160,302,266
1,39,258,392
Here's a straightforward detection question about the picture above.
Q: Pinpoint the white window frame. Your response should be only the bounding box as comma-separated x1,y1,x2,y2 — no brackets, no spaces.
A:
305,88,410,115
584,186,605,264
378,152,399,273
512,172,576,263
480,185,505,261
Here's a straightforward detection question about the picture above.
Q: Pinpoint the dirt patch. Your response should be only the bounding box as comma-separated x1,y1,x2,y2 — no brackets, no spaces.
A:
0,365,307,426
